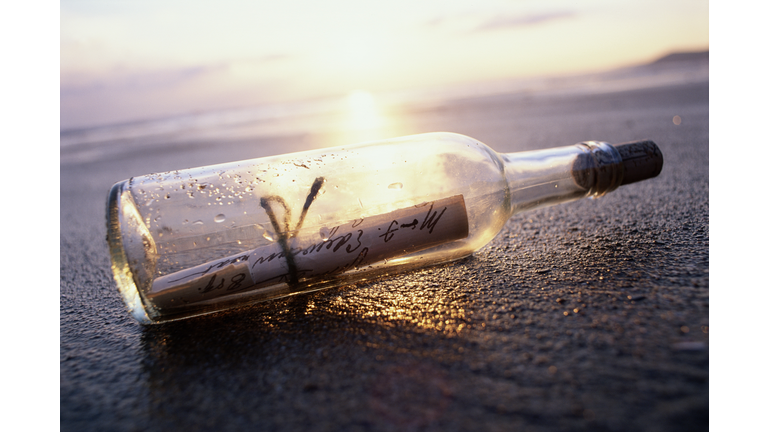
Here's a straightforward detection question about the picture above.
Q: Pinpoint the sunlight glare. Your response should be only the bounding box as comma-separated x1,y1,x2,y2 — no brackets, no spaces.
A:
346,90,383,132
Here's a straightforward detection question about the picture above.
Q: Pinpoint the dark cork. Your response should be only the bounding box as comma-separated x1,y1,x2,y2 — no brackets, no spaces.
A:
615,139,664,185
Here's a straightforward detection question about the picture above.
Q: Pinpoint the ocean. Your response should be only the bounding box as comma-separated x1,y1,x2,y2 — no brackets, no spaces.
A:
60,53,708,167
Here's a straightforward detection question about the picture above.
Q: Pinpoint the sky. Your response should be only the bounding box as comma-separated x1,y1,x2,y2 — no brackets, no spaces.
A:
60,0,709,129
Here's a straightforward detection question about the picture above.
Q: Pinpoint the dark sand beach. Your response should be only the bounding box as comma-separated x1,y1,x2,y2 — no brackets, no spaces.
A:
61,63,708,431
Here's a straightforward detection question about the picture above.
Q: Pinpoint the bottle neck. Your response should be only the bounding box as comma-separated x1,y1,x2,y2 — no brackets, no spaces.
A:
501,141,624,215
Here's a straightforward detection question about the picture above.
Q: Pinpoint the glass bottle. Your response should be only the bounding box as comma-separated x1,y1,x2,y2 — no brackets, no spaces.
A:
106,132,663,323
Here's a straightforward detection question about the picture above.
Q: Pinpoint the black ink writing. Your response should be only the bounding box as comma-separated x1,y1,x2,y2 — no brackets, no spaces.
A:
200,274,225,293
252,251,286,266
347,230,363,253
171,254,250,283
379,220,399,242
332,232,353,252
199,272,250,294
312,247,370,278
226,273,247,291
400,219,418,229
420,203,447,234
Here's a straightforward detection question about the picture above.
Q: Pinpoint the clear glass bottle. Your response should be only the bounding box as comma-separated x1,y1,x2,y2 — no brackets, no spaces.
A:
107,132,662,323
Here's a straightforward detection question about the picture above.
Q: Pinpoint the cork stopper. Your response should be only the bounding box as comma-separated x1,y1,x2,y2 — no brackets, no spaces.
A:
614,140,664,186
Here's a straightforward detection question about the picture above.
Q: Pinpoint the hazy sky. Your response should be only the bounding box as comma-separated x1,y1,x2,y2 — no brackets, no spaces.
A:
60,0,708,129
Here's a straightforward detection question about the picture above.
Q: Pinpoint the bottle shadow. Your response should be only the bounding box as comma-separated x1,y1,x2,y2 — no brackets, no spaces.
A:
138,259,478,429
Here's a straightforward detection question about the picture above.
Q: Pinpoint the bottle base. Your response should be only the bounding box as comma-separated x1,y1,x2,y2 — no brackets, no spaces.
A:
106,182,153,324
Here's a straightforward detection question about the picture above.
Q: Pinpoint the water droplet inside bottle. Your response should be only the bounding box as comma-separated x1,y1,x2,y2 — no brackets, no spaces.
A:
214,214,226,223
193,220,204,225
388,182,403,190
319,227,330,241
263,231,275,242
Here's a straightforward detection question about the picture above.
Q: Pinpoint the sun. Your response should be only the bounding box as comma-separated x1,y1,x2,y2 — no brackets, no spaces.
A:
346,90,383,132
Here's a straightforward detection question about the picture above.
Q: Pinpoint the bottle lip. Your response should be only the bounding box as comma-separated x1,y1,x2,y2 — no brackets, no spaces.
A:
573,141,624,197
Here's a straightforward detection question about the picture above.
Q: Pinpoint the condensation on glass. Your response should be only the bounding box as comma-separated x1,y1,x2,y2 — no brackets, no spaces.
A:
106,132,662,323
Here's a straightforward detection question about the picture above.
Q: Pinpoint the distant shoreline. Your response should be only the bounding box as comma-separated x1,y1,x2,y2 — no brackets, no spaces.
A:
651,50,709,64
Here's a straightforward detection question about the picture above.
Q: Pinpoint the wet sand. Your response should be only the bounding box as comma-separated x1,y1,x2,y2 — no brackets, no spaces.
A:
61,78,709,431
